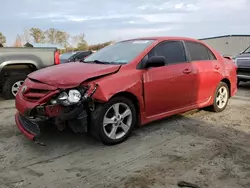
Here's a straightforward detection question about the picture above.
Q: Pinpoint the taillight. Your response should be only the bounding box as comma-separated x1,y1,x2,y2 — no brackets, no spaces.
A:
54,50,60,65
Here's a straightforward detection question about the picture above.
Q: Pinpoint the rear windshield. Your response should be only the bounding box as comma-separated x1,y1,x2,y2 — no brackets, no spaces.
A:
84,40,155,64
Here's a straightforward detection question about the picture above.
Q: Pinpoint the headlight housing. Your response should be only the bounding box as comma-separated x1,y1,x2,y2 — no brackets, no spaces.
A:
57,89,82,106
56,84,98,106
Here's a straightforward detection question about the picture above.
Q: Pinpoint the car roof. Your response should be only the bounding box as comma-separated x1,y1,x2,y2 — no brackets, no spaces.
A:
121,36,200,42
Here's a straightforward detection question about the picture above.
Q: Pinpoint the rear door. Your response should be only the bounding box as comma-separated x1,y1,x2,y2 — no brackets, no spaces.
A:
142,40,197,117
184,41,221,104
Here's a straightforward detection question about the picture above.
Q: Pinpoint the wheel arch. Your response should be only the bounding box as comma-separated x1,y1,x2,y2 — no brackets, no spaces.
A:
221,78,231,97
109,91,141,125
0,63,37,80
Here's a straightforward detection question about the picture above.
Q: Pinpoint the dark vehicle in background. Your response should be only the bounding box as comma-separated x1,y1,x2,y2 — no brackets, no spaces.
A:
235,45,250,85
60,50,93,64
0,47,60,99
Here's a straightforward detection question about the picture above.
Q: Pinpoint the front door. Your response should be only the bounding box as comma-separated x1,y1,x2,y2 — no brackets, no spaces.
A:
142,40,197,117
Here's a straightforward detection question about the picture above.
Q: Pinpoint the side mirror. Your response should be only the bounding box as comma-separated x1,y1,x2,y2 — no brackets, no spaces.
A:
223,55,232,60
144,56,166,69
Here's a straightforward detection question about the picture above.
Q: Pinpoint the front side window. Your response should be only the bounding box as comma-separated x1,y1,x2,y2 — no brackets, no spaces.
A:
84,40,155,64
185,41,216,61
148,41,187,64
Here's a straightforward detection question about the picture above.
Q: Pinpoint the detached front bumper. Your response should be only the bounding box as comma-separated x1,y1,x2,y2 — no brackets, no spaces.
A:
15,112,40,140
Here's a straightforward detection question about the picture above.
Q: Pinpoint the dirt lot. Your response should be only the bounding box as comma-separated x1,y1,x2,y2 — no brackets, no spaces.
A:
0,85,249,188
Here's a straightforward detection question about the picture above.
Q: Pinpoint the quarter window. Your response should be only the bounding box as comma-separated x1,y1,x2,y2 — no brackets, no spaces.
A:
185,41,216,61
148,41,187,64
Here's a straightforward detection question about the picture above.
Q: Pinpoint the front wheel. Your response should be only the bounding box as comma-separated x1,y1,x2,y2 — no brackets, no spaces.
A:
210,82,230,112
90,96,137,145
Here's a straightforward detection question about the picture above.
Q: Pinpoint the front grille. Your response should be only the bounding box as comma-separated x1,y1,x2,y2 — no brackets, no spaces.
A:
18,115,40,136
22,78,57,102
23,89,50,101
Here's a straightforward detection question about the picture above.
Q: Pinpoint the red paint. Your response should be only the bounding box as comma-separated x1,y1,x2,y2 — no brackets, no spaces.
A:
15,113,35,140
15,37,237,138
28,63,120,88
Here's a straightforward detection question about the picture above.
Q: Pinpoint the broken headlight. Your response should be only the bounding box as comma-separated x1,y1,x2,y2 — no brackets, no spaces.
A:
57,89,81,106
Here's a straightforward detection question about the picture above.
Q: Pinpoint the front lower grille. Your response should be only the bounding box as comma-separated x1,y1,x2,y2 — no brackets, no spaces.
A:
18,115,40,136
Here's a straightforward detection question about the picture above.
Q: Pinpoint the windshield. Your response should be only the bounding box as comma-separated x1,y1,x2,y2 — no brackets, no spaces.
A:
60,52,77,60
84,40,155,64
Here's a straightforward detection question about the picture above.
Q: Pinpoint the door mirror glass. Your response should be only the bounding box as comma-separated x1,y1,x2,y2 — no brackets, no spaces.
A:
144,56,166,69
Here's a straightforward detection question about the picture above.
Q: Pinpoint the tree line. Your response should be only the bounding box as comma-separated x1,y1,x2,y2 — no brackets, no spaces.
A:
0,28,114,51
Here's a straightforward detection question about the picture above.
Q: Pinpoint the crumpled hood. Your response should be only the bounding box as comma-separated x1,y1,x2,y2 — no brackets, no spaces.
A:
28,62,121,88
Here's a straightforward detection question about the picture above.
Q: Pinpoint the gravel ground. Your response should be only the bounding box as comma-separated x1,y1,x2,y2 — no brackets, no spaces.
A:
0,84,249,188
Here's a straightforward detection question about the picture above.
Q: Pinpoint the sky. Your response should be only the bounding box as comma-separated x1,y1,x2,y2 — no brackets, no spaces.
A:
1,0,250,45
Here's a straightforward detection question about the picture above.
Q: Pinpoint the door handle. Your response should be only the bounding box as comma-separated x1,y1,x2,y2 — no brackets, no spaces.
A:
183,69,192,74
214,65,220,70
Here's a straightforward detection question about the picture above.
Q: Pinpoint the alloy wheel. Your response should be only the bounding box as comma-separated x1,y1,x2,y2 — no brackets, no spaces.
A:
11,81,24,96
103,102,133,140
216,86,228,109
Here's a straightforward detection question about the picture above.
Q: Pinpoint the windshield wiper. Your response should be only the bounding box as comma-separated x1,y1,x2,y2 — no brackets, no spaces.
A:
93,60,112,64
82,60,121,64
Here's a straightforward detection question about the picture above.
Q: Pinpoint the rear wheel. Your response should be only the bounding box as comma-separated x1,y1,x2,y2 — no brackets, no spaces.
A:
90,96,137,145
210,82,229,112
2,74,27,99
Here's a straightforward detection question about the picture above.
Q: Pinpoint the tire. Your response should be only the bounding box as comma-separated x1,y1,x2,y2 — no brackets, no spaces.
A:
210,82,230,113
90,96,137,145
2,74,27,99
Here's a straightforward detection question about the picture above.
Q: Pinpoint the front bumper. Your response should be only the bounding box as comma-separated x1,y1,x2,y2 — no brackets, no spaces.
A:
15,112,40,140
15,79,90,141
15,104,89,141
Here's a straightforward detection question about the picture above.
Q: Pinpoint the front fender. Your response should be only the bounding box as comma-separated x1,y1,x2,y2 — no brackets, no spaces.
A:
90,69,145,111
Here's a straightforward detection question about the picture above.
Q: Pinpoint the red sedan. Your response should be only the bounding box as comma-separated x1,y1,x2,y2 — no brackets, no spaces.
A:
15,37,237,145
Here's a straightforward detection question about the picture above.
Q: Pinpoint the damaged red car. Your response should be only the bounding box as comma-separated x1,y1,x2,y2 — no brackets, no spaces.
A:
15,37,237,145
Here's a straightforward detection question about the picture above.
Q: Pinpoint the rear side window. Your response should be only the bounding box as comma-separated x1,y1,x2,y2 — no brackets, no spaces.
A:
149,41,187,64
185,41,216,61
